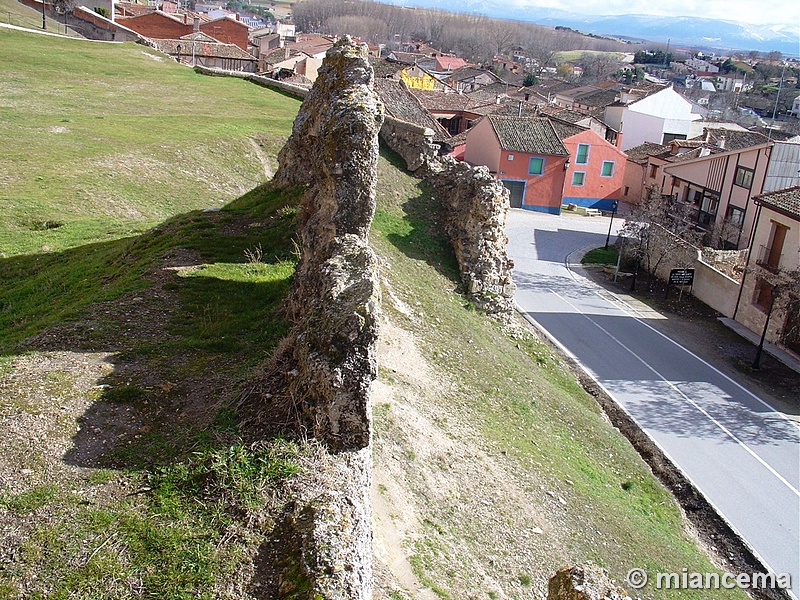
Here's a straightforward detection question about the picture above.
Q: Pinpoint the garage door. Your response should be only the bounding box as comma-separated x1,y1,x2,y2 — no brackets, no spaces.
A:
502,180,524,209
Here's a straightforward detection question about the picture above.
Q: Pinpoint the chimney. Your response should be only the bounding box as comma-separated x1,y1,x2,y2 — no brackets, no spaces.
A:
717,135,726,150
705,128,711,143
193,16,199,32
284,46,290,60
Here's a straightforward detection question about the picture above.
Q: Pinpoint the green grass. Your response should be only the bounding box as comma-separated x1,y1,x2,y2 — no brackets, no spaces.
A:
554,50,627,62
582,246,619,265
0,27,300,257
0,0,81,35
2,437,302,600
371,146,748,599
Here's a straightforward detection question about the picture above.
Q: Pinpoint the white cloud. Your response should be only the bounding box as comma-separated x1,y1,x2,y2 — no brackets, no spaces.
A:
511,0,800,25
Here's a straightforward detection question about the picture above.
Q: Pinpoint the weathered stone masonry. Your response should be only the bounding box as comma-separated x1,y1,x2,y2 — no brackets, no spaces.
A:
378,119,516,317
263,37,382,599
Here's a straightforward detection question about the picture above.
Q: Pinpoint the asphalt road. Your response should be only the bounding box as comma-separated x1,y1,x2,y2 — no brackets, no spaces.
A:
506,209,800,599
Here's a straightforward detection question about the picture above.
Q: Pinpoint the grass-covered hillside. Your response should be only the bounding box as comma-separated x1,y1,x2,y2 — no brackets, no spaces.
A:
0,27,299,257
0,27,748,599
0,0,81,36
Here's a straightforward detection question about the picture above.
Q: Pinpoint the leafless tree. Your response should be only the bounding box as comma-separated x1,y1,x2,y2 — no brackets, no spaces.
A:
619,185,704,291
323,15,388,42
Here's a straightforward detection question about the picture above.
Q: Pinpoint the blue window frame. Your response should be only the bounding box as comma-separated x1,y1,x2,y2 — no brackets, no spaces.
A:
528,156,545,175
576,144,589,164
572,171,586,186
601,161,615,177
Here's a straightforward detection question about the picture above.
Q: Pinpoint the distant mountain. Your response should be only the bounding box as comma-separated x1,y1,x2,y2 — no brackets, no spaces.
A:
530,11,800,55
387,0,800,55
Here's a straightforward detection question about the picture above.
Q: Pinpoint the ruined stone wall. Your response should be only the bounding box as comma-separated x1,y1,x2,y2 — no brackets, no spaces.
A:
260,37,382,599
193,65,310,100
271,36,382,451
377,118,516,317
379,116,439,172
425,156,516,316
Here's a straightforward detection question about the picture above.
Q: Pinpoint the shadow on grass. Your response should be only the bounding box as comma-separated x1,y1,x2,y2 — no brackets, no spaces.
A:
375,145,460,285
0,183,302,471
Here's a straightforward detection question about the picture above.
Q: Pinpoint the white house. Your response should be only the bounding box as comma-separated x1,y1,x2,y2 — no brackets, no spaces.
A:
604,87,702,151
790,94,800,117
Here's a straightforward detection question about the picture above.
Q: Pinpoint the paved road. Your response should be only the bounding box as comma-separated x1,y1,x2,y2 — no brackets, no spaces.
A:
507,209,800,599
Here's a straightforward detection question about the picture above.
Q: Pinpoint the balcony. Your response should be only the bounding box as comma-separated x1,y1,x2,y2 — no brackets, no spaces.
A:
756,244,782,272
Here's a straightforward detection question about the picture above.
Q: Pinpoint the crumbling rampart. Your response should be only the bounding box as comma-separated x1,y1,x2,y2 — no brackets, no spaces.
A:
425,156,516,316
259,37,382,599
379,116,439,173
378,119,516,317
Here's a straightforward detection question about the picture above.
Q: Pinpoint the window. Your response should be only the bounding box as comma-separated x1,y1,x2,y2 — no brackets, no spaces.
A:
662,132,687,144
725,205,745,229
576,144,589,164
734,165,754,189
624,186,630,196
508,154,514,161
601,161,615,177
649,164,658,179
572,171,585,186
753,279,775,312
759,221,789,271
528,156,545,175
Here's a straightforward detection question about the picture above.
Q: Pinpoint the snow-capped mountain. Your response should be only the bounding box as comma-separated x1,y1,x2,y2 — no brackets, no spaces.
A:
386,0,800,55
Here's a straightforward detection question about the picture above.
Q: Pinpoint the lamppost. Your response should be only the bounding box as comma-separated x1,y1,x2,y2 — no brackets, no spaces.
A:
752,284,779,370
605,200,619,250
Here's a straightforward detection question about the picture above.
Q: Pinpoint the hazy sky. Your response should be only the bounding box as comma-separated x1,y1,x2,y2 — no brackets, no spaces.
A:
523,0,800,26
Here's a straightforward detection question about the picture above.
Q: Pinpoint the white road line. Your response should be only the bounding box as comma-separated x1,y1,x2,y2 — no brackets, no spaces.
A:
518,304,798,600
549,287,800,498
563,256,800,434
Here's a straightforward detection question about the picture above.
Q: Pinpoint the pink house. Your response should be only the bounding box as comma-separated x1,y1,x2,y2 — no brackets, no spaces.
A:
463,115,627,213
559,127,628,211
464,116,570,214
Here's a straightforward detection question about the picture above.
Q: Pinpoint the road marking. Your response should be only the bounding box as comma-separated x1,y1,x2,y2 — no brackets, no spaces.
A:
563,257,800,435
518,304,798,600
549,287,800,498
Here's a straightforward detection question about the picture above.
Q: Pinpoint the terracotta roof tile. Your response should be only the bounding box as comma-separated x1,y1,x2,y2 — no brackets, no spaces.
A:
486,115,569,156
754,186,800,220
410,89,470,112
624,142,669,164
374,79,450,141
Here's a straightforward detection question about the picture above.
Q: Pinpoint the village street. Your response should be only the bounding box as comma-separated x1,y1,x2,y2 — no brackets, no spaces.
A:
507,209,800,599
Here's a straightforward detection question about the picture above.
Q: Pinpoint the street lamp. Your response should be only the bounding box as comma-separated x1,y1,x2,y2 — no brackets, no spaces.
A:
604,200,619,250
752,283,779,370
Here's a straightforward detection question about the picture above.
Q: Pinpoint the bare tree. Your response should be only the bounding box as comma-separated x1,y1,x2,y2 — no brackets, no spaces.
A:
619,185,704,292
323,15,388,42
487,20,516,57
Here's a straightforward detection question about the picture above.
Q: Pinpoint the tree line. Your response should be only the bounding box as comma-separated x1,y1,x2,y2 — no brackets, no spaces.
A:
291,0,636,65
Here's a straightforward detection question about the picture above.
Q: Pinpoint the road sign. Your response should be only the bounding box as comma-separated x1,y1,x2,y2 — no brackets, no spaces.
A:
669,268,695,286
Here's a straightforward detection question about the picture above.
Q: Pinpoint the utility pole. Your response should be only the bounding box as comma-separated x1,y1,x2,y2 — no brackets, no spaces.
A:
41,0,46,30
768,62,786,141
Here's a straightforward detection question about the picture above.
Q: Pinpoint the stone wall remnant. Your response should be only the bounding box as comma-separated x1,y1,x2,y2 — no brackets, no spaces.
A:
271,36,383,451
380,116,440,172
425,156,516,316
258,36,382,599
548,564,629,600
